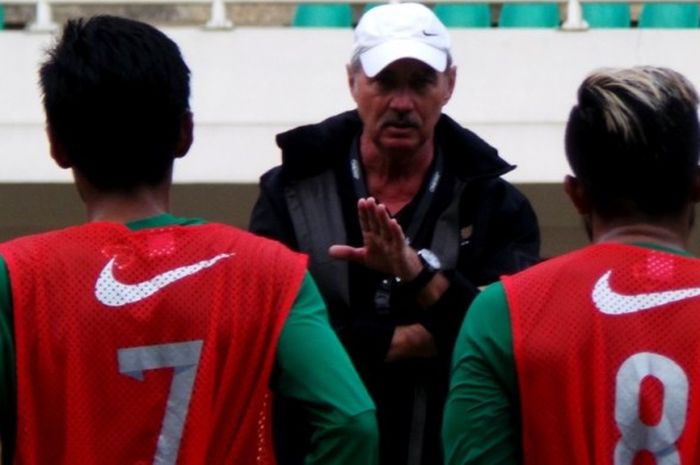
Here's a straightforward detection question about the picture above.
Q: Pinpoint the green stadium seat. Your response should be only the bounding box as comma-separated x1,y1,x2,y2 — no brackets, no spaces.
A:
362,2,381,15
638,3,699,28
499,3,560,28
292,3,353,28
583,3,631,28
0,6,5,30
434,3,492,28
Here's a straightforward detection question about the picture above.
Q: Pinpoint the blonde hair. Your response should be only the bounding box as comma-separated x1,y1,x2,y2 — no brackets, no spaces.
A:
565,66,700,219
579,66,698,145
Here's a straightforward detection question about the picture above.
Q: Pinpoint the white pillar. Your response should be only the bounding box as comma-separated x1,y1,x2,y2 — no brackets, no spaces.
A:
205,0,233,30
27,0,58,33
562,0,589,31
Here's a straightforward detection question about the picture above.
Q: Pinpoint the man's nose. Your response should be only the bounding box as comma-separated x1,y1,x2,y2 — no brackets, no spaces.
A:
388,88,415,112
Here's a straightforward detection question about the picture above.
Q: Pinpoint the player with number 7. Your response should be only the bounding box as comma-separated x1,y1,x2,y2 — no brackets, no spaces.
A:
0,15,378,465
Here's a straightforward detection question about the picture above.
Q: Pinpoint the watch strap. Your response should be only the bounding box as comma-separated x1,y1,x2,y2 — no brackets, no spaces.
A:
402,266,437,292
402,251,439,292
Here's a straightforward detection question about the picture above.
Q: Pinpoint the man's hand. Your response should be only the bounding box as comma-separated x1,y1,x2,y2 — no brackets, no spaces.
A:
385,324,437,362
329,197,422,281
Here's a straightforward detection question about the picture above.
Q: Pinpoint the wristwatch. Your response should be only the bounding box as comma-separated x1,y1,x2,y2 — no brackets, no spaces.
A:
403,248,441,292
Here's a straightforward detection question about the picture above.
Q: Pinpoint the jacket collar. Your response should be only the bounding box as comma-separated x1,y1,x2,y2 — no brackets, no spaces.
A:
276,110,515,181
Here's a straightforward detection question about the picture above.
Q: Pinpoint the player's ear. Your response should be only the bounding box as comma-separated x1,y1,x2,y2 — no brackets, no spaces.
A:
691,166,700,203
174,111,193,159
564,175,592,215
46,125,71,169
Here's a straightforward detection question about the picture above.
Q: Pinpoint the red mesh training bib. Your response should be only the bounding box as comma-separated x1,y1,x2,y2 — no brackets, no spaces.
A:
505,243,700,465
1,222,307,465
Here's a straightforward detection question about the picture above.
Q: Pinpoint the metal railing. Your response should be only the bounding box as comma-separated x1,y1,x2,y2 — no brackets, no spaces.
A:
2,0,697,32
6,0,233,30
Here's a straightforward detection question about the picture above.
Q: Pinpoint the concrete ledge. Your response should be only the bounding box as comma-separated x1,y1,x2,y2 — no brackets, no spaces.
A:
1,183,698,259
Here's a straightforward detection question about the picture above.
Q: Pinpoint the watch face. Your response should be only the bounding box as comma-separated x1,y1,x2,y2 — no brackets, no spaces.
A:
419,249,441,270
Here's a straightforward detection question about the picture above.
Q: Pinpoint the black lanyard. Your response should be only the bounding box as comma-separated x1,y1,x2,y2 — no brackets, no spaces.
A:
349,140,444,315
348,138,443,245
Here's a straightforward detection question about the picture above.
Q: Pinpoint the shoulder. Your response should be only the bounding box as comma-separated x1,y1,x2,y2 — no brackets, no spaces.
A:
273,110,362,180
437,114,515,180
466,281,510,331
210,223,303,256
240,228,308,268
0,224,99,257
502,245,597,290
468,177,530,205
455,176,537,235
185,224,309,290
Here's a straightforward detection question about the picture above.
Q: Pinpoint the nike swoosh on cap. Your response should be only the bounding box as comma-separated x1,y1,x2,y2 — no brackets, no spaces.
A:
95,253,234,307
592,269,700,315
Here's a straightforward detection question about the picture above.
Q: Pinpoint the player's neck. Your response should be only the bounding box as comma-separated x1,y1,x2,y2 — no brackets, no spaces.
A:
594,223,688,251
83,187,171,224
75,171,172,224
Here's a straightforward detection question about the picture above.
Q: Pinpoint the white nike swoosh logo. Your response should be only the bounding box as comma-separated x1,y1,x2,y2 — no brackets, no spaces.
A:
95,253,234,307
592,270,700,315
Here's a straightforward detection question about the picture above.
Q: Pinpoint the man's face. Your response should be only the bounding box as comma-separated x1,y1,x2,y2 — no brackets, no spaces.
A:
349,58,456,155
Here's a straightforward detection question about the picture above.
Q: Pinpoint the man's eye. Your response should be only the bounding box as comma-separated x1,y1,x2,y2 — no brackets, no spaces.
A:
375,78,396,90
411,78,433,90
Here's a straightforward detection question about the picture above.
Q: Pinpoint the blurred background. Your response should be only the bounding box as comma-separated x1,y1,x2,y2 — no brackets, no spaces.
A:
1,0,699,257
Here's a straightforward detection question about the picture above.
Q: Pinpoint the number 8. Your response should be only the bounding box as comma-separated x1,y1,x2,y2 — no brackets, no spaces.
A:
614,352,688,465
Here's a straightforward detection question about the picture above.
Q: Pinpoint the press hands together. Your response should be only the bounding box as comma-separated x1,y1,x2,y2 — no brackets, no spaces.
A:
328,197,423,281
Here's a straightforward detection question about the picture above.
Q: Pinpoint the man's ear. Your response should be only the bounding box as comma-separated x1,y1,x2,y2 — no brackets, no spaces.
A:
444,65,457,104
46,126,71,169
174,111,194,159
564,175,592,215
347,64,359,102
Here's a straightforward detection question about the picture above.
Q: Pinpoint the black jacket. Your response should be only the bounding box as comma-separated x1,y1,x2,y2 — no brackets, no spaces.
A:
250,110,540,465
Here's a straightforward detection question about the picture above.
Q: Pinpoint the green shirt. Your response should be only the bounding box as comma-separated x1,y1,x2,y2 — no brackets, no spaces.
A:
442,243,692,465
0,214,377,465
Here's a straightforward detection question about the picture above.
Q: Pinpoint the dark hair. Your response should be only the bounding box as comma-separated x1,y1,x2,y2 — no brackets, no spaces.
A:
39,15,191,191
565,66,700,221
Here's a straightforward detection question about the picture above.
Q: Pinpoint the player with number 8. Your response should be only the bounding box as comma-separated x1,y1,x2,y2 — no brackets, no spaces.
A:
443,67,700,464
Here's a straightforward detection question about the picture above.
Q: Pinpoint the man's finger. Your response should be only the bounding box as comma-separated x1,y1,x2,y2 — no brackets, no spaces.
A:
329,245,366,263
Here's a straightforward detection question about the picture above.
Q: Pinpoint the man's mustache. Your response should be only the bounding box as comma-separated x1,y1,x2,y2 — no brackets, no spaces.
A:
380,112,419,128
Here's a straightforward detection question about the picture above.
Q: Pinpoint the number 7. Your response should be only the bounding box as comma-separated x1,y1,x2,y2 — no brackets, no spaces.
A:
118,340,204,465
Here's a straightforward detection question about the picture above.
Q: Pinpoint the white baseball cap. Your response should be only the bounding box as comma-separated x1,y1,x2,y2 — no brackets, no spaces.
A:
352,2,451,78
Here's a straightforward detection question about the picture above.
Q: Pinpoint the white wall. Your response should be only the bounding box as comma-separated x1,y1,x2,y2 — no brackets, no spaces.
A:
2,27,700,184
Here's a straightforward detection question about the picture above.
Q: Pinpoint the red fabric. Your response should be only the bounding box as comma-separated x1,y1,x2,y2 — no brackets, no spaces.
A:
1,222,307,465
504,243,700,465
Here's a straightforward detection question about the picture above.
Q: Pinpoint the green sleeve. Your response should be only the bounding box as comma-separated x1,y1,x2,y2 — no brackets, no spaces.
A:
0,256,16,463
442,282,520,465
274,272,379,465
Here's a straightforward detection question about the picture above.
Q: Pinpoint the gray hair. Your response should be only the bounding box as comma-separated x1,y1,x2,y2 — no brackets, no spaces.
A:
578,66,699,145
